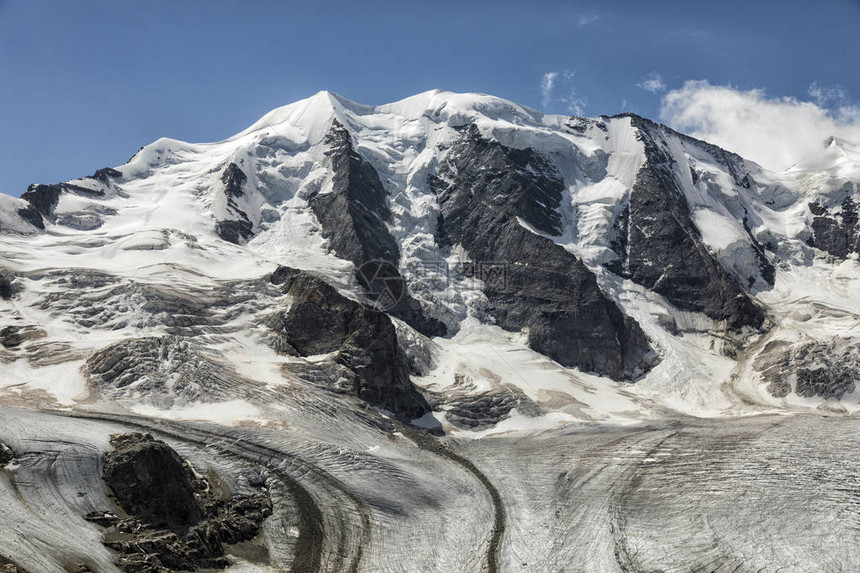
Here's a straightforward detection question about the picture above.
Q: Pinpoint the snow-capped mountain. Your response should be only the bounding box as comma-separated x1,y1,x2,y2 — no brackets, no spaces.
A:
3,89,860,573
1,89,858,431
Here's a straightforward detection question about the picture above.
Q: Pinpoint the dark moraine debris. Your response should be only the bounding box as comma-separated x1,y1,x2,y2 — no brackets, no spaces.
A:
0,555,30,573
90,433,273,572
309,119,447,337
269,265,432,419
214,162,255,245
431,124,656,381
607,115,765,330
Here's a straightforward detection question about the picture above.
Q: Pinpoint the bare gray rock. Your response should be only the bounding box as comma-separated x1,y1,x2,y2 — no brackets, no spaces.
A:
431,124,655,381
754,337,860,399
269,265,431,420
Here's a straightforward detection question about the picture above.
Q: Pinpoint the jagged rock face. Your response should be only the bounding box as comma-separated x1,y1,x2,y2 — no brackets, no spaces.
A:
214,162,254,244
432,124,655,381
22,182,105,220
754,338,860,399
310,120,447,337
103,433,203,528
88,167,123,184
20,184,62,219
221,163,247,198
809,197,860,258
609,117,765,330
269,265,431,419
312,119,398,264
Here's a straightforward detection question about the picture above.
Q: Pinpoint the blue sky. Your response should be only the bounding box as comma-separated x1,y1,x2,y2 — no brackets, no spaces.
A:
1,0,859,195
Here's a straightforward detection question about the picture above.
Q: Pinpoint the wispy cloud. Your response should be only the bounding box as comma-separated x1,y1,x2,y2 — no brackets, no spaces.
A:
660,80,860,170
540,71,586,115
576,14,599,28
808,81,850,110
541,72,558,109
637,72,666,93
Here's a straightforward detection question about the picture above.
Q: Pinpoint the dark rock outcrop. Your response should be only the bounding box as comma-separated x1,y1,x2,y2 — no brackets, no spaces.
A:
0,325,46,349
754,338,860,399
309,120,446,337
215,219,253,244
214,162,254,245
0,443,14,467
431,124,655,381
88,167,123,183
14,205,45,230
21,180,107,221
608,116,765,330
90,433,273,572
809,197,860,258
102,433,203,527
430,374,543,430
21,184,62,219
269,265,432,419
0,268,14,300
221,162,247,198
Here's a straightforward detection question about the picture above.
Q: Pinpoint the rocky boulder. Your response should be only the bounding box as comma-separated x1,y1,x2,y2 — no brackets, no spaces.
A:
102,433,203,528
90,433,273,572
0,443,14,467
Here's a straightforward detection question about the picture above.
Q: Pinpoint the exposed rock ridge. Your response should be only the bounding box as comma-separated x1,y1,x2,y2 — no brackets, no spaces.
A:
309,119,446,336
607,116,765,330
431,124,656,381
809,197,860,258
214,162,254,244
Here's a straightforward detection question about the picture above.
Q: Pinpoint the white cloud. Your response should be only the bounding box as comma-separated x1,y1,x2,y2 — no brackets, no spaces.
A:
561,89,586,116
660,80,860,171
541,72,558,109
637,72,666,93
541,71,586,115
577,14,599,28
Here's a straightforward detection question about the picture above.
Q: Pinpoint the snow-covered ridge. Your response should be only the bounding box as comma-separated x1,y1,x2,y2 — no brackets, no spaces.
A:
0,89,859,434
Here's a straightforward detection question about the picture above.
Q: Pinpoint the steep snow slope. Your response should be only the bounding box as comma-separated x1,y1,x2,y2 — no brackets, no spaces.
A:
0,90,858,433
